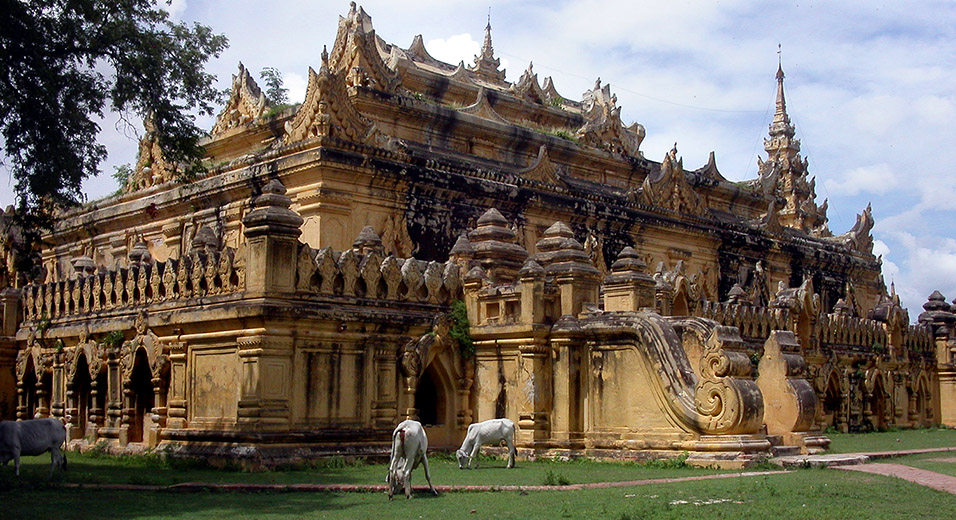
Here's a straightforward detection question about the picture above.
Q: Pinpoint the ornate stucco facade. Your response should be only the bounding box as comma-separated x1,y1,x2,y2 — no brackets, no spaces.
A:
0,4,953,466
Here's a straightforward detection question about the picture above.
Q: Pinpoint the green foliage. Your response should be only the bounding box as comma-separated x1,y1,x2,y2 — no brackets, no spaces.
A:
111,163,133,195
0,0,227,271
104,330,125,349
264,103,296,119
642,452,689,469
543,469,571,486
449,300,474,359
259,67,289,105
548,95,565,108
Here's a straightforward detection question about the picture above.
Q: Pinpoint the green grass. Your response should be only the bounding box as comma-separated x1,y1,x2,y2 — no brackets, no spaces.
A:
2,430,956,519
2,467,954,519
826,427,956,454
0,452,724,488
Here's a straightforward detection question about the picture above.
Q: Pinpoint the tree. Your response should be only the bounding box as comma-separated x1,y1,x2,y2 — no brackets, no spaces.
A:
0,0,228,273
259,67,289,106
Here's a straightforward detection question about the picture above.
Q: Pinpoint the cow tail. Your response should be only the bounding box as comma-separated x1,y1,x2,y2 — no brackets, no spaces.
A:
399,428,406,452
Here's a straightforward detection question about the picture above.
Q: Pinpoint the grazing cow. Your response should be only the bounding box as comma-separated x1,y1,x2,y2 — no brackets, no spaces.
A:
456,418,516,469
0,418,67,476
386,419,437,499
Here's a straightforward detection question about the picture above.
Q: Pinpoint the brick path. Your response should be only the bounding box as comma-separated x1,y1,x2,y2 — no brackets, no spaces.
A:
835,463,956,495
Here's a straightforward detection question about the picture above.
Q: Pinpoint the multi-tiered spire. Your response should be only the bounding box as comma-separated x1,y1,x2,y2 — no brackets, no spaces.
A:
755,50,829,236
469,12,506,83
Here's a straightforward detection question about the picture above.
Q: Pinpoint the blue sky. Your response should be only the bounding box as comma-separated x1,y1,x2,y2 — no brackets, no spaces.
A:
2,0,953,318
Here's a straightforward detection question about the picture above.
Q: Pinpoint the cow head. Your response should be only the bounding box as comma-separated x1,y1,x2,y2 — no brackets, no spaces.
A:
456,449,469,469
387,467,405,499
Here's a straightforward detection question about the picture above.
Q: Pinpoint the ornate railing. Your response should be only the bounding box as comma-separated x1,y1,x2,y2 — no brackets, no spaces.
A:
294,244,463,304
23,250,243,322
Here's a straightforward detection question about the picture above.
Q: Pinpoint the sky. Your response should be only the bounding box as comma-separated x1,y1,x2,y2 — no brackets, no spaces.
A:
2,0,954,318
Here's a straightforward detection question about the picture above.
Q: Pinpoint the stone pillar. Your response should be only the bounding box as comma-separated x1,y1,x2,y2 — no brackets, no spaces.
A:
0,287,19,336
241,179,304,295
51,352,65,419
166,341,187,429
917,291,956,427
87,377,101,440
468,208,527,284
371,344,399,427
533,222,600,317
516,340,551,447
107,356,123,439
602,247,655,312
236,335,294,428
146,374,167,448
550,316,585,449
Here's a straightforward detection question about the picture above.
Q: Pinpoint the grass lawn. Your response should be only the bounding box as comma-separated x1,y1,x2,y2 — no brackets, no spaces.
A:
1,429,955,519
2,466,955,519
0,452,726,488
826,427,956,454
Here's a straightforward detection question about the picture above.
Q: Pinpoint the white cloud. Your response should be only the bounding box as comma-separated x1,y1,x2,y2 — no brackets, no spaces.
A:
824,164,898,197
425,34,480,67
284,71,307,105
1,0,950,321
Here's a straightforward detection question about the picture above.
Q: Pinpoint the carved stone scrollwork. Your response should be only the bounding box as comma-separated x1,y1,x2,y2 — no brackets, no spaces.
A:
756,330,818,435
694,325,764,434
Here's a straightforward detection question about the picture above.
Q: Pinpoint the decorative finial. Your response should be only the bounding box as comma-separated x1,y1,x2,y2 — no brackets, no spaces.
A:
487,6,491,27
776,44,785,81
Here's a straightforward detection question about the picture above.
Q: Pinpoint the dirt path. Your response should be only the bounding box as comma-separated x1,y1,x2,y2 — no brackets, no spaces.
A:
835,463,956,495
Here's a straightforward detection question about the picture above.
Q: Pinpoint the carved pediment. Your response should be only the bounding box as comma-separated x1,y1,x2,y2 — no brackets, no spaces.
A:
327,3,400,92
404,34,443,66
694,151,725,182
284,50,389,147
576,79,643,157
125,115,174,193
510,63,548,105
641,146,703,216
458,87,509,124
517,145,567,186
211,62,268,137
828,203,874,254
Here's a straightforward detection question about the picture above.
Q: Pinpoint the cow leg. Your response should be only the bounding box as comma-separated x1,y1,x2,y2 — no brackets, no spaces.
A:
469,443,481,469
403,458,414,499
421,453,438,495
506,437,516,468
14,451,20,476
49,446,63,476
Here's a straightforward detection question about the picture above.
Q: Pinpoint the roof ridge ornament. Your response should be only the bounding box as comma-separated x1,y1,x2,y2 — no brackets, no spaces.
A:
327,2,400,92
458,86,509,124
468,10,506,84
211,62,269,137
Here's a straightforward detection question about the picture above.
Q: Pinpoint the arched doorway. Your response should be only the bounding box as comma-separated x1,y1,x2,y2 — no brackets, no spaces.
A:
867,377,887,431
126,349,154,444
72,355,92,438
21,360,38,419
415,366,444,427
414,358,456,448
822,372,841,429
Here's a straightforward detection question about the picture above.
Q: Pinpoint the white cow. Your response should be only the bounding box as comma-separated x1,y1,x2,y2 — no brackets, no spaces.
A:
386,419,438,499
456,418,516,469
0,418,67,476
